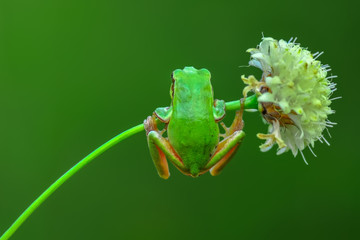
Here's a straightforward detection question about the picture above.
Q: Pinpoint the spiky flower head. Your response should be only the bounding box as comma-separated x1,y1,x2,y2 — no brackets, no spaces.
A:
242,37,338,163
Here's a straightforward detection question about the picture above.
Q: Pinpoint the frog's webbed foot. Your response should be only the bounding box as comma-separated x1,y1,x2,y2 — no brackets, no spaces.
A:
219,98,245,137
159,127,166,136
219,122,230,139
206,99,246,176
144,115,159,135
144,114,167,136
144,115,185,179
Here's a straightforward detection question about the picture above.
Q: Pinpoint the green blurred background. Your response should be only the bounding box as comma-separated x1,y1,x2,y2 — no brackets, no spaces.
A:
0,0,358,239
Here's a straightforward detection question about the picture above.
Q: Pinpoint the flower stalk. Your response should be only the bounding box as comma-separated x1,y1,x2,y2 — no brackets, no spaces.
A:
0,98,255,240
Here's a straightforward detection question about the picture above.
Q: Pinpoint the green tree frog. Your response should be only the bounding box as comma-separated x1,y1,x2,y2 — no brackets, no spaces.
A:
144,67,245,179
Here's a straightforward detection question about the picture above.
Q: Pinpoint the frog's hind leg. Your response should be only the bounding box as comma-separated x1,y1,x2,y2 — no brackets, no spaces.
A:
206,100,246,176
209,131,244,176
144,115,185,179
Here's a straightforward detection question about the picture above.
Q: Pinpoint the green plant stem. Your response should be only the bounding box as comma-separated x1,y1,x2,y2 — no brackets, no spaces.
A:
0,123,145,240
225,94,258,111
0,97,258,240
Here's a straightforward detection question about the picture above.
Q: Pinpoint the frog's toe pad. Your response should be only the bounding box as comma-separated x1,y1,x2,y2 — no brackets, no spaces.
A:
144,116,158,135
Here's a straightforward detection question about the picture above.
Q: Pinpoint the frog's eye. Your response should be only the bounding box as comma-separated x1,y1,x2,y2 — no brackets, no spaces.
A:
170,73,175,98
170,82,174,99
199,68,211,79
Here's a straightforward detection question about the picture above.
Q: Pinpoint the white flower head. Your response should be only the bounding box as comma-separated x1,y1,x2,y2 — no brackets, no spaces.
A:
242,37,339,163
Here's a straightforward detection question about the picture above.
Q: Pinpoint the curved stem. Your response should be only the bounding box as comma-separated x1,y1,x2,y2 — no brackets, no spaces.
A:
0,123,144,240
1,96,259,240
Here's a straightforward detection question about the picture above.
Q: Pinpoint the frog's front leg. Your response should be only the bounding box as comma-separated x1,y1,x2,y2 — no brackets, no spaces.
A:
144,115,185,179
206,100,246,176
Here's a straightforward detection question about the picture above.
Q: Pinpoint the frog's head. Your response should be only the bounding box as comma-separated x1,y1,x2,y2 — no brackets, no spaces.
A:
170,66,212,99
